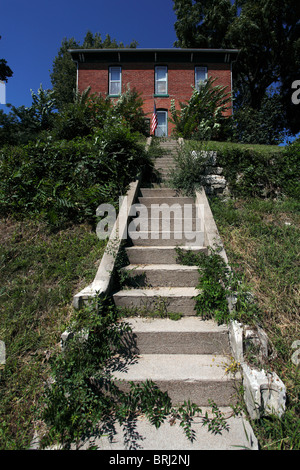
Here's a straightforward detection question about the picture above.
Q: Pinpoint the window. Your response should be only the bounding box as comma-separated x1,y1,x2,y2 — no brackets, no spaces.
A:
109,66,121,96
195,66,207,90
155,66,168,95
155,110,168,137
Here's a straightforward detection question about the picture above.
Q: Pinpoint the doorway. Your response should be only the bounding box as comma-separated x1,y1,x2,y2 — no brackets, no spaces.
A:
155,110,168,137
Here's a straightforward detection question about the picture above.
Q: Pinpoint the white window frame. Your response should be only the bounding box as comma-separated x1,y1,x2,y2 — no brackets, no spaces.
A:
195,66,208,90
109,66,122,96
155,66,168,95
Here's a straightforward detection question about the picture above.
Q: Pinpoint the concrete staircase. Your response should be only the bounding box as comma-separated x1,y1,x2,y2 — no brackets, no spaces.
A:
112,139,240,408
152,138,177,183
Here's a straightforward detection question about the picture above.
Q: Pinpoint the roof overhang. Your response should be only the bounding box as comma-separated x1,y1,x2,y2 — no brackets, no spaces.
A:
68,48,240,65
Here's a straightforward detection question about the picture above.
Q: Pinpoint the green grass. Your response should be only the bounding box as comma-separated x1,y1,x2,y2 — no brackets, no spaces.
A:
0,218,106,449
209,195,300,450
204,140,282,154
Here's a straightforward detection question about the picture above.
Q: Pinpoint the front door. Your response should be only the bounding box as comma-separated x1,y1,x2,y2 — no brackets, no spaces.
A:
155,110,168,137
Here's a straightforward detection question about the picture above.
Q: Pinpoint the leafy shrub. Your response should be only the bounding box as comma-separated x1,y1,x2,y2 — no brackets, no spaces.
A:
0,122,151,226
51,91,95,140
41,296,232,449
169,77,232,141
232,92,289,145
171,139,298,199
113,85,148,135
278,138,300,199
176,246,262,326
51,87,148,141
169,141,211,196
215,139,300,198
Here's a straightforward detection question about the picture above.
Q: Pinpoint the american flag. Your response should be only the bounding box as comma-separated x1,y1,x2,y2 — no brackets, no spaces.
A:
151,101,158,135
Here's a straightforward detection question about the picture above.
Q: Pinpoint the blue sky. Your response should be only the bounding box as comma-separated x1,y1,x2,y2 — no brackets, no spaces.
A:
0,0,178,109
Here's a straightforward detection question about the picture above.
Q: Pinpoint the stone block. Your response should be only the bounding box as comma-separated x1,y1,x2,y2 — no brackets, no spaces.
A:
242,364,286,419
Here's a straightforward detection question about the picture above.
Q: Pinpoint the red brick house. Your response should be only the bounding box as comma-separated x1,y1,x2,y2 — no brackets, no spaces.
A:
69,48,239,137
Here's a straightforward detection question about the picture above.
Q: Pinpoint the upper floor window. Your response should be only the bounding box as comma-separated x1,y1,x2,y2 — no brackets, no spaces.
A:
155,66,168,95
109,66,122,96
195,66,207,90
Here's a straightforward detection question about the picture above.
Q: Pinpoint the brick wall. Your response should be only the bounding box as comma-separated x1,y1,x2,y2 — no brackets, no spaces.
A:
78,61,232,135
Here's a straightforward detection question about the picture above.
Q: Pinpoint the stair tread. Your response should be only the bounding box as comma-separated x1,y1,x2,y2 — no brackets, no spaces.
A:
124,316,228,333
111,354,238,382
122,264,199,270
114,287,199,296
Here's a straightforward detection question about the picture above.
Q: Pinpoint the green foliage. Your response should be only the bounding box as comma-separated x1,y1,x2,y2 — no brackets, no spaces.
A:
0,36,13,81
209,195,300,449
169,141,210,196
214,139,300,199
50,37,79,110
232,91,289,145
0,85,56,146
51,88,95,140
0,123,151,226
278,139,300,199
51,86,148,141
173,0,236,49
51,32,138,110
0,219,105,449
173,0,300,135
169,77,232,140
41,296,231,449
174,139,299,200
175,246,261,325
113,85,148,135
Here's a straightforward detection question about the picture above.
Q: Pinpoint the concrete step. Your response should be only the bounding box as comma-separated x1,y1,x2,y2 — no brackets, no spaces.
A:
122,264,199,287
123,317,231,355
125,246,207,264
140,188,180,197
154,166,176,171
129,231,204,246
111,353,240,406
154,157,176,161
154,161,176,166
84,409,258,450
113,287,198,315
138,196,194,206
130,217,199,231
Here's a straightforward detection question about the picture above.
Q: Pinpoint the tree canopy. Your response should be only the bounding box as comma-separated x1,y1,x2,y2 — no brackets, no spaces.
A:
173,0,300,135
0,35,13,82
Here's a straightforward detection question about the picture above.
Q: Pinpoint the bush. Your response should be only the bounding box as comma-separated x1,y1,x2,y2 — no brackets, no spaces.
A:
169,139,299,200
169,141,211,196
278,138,300,199
206,140,299,199
232,92,289,145
51,87,148,141
169,77,232,141
0,122,151,226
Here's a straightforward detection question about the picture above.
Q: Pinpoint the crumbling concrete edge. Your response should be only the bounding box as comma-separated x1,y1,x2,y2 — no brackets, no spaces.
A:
72,139,153,310
196,187,286,421
72,176,141,309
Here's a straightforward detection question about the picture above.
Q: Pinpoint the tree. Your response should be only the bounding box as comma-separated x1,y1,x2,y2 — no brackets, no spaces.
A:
50,37,80,111
50,31,138,110
0,85,56,146
173,0,236,48
0,35,13,82
173,0,300,136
